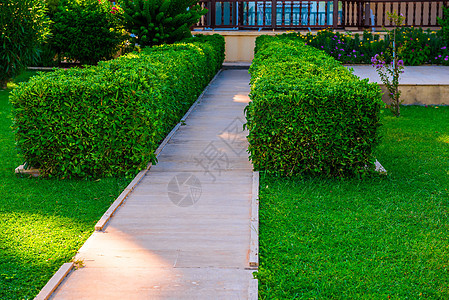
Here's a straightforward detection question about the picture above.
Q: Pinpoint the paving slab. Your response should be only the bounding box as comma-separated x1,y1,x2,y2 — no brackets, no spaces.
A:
347,65,449,105
53,267,255,300
347,65,449,85
50,69,255,299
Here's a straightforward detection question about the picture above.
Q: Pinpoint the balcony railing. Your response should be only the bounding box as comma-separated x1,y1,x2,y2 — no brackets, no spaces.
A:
193,0,448,29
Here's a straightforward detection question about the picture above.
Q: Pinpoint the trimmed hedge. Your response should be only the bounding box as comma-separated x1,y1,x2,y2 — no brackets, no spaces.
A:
245,35,382,177
10,34,225,178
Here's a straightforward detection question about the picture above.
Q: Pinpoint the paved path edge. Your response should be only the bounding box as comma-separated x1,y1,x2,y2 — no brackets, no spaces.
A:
34,69,223,300
249,171,259,267
249,171,260,299
34,263,74,300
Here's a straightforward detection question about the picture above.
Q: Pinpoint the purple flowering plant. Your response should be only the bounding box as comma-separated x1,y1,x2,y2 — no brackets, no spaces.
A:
372,11,405,117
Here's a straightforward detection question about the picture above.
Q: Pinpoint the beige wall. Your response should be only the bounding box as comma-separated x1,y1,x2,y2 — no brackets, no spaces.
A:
192,30,381,62
381,85,449,105
192,30,293,62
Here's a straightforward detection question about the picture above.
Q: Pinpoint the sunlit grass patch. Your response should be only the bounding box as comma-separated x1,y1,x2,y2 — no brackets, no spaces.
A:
257,106,449,299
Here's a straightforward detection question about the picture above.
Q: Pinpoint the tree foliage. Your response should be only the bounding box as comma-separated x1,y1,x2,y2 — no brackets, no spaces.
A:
120,0,207,47
0,0,49,88
49,0,124,65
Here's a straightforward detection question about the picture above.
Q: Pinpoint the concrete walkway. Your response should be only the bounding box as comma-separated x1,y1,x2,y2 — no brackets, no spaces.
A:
348,65,449,84
347,65,449,105
51,70,256,299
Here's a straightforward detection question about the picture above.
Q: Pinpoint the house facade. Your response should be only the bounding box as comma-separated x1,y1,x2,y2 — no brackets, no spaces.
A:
192,0,448,61
194,0,448,30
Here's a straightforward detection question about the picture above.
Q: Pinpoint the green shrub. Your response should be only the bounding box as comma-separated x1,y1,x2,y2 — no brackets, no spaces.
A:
120,0,207,47
10,34,225,178
290,28,448,66
0,0,49,88
245,36,382,177
49,0,124,65
296,29,387,64
438,6,449,45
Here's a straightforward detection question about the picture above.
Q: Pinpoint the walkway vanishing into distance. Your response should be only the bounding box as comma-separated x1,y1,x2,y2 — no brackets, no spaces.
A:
51,70,257,299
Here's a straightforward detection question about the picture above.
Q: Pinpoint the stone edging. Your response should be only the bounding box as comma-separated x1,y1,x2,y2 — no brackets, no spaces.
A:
248,170,260,299
249,171,260,268
34,263,73,300
34,69,223,300
248,273,259,300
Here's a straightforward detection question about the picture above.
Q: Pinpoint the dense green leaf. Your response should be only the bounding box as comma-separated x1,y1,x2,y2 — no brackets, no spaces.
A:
246,36,383,177
10,34,225,179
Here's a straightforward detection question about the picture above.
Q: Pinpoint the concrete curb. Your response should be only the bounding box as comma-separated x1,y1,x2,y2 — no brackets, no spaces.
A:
222,62,251,70
375,159,387,174
248,171,260,299
35,69,224,299
28,67,56,71
14,164,40,177
34,263,74,300
249,171,260,268
248,272,259,300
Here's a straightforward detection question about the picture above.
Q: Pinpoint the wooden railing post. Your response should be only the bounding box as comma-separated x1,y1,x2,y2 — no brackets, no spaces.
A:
333,0,339,28
238,0,243,28
364,2,370,27
192,0,448,31
357,0,364,29
210,0,216,28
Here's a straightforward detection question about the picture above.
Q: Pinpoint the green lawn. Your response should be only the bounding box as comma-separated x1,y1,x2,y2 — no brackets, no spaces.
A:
257,106,449,299
0,72,131,299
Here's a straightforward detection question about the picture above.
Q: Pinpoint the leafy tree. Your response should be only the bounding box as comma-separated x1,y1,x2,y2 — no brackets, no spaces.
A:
49,0,124,65
120,0,207,47
0,0,49,89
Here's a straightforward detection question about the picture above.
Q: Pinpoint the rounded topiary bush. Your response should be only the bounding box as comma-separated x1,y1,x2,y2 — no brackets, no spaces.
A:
246,36,383,177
